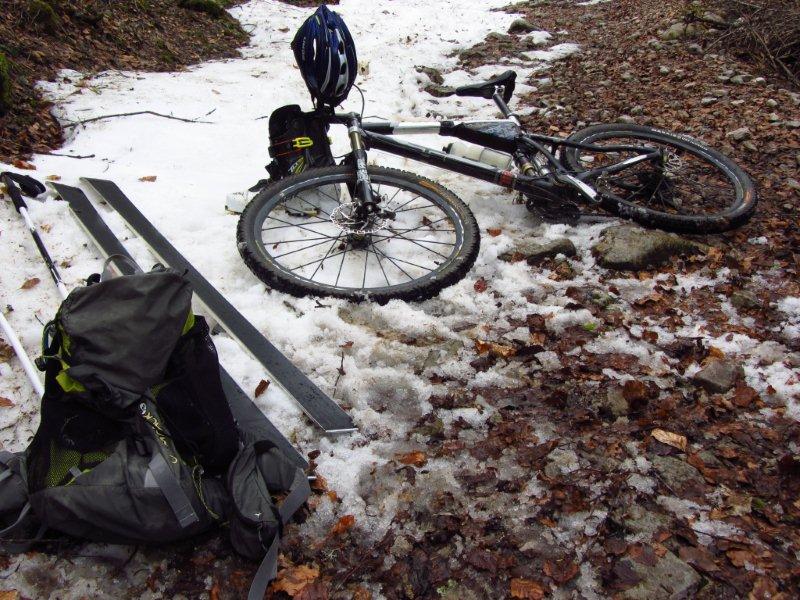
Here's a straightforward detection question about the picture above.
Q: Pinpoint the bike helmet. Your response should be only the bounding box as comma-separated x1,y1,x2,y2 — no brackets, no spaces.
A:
291,5,357,108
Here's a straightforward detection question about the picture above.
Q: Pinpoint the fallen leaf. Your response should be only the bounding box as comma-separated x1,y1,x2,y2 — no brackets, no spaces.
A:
12,159,35,170
139,175,157,182
255,379,270,397
396,451,427,467
726,548,754,568
622,380,649,402
352,587,371,600
0,397,14,408
46,175,61,181
0,341,13,362
543,557,579,583
310,474,328,492
295,581,329,600
0,592,20,600
271,565,320,596
339,340,354,349
509,578,545,599
20,278,40,290
474,340,516,358
732,384,758,408
331,514,355,535
707,346,726,359
474,277,488,293
651,428,687,452
487,228,502,237
209,581,220,600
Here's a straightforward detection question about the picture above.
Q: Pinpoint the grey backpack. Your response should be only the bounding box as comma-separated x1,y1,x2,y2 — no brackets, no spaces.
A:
0,266,310,599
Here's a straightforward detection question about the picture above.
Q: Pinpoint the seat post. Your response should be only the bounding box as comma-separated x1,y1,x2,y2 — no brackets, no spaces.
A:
492,88,520,125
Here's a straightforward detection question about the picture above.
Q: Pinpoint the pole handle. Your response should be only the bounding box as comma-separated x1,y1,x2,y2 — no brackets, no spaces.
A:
1,174,28,214
1,172,46,213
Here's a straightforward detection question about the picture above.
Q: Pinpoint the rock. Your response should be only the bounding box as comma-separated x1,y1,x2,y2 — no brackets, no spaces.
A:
730,74,746,84
693,359,744,393
499,237,576,265
742,140,757,152
620,550,701,600
660,22,698,41
592,226,706,271
622,505,671,536
593,386,630,419
630,105,645,115
702,11,727,26
700,97,717,106
787,178,800,192
687,43,703,54
785,120,800,129
651,456,702,490
768,112,782,122
619,114,636,124
659,66,670,75
424,83,455,97
752,77,766,85
727,127,751,142
508,18,536,34
731,290,760,310
766,98,779,108
415,66,444,85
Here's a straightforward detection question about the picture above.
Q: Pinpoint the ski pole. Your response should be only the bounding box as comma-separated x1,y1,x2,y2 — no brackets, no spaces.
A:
1,172,68,298
0,311,45,398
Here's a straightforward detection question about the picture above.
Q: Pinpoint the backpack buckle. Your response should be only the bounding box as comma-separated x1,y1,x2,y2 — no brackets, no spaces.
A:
292,137,314,149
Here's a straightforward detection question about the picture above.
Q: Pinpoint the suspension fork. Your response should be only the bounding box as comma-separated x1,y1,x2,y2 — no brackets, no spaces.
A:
348,115,376,212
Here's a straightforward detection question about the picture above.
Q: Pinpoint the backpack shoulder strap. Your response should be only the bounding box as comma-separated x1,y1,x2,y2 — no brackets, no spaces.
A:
247,467,311,600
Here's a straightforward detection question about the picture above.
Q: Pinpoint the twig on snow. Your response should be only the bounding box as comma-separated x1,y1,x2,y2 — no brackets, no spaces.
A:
41,152,96,159
64,110,214,129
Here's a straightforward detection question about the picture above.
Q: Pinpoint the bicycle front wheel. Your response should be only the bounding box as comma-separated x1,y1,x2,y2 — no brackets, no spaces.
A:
563,124,757,234
237,165,480,303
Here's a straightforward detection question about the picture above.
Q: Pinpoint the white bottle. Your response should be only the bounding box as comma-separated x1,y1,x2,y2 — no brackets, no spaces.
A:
444,141,514,170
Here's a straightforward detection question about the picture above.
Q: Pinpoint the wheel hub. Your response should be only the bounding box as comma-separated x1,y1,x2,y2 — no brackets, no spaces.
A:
331,202,389,235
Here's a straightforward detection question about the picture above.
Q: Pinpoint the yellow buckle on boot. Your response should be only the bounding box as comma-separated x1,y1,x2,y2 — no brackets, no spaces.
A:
292,137,314,149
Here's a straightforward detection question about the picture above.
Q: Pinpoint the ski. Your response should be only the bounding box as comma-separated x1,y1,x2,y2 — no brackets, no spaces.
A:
81,178,356,435
52,183,308,468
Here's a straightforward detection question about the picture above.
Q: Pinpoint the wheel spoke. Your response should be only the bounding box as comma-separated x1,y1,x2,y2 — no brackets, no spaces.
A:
263,214,334,238
334,243,348,287
291,246,348,272
370,244,391,286
291,192,333,218
273,237,339,259
309,233,343,280
372,245,415,282
262,218,332,231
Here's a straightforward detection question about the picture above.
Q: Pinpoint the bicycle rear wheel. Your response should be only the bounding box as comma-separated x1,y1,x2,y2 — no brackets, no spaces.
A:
563,124,757,233
237,165,480,303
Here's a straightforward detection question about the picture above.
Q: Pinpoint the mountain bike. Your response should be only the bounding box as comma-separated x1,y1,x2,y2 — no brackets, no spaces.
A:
237,70,757,303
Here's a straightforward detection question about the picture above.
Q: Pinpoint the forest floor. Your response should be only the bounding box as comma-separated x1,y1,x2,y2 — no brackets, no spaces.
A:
0,0,247,161
0,0,799,599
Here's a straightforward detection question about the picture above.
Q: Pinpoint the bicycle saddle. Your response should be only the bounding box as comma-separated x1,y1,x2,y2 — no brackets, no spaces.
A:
454,70,516,103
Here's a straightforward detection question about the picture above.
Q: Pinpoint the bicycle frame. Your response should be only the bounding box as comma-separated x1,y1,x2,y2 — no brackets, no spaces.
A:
327,89,663,209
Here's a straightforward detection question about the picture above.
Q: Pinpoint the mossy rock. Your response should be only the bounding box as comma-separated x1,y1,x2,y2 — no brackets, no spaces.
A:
0,53,11,115
26,0,60,33
179,0,228,18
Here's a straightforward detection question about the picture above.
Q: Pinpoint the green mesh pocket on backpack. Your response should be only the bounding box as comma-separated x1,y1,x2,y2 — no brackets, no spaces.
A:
44,442,111,488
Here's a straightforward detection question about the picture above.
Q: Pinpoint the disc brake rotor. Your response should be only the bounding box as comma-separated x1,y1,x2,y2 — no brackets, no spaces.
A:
330,201,389,235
